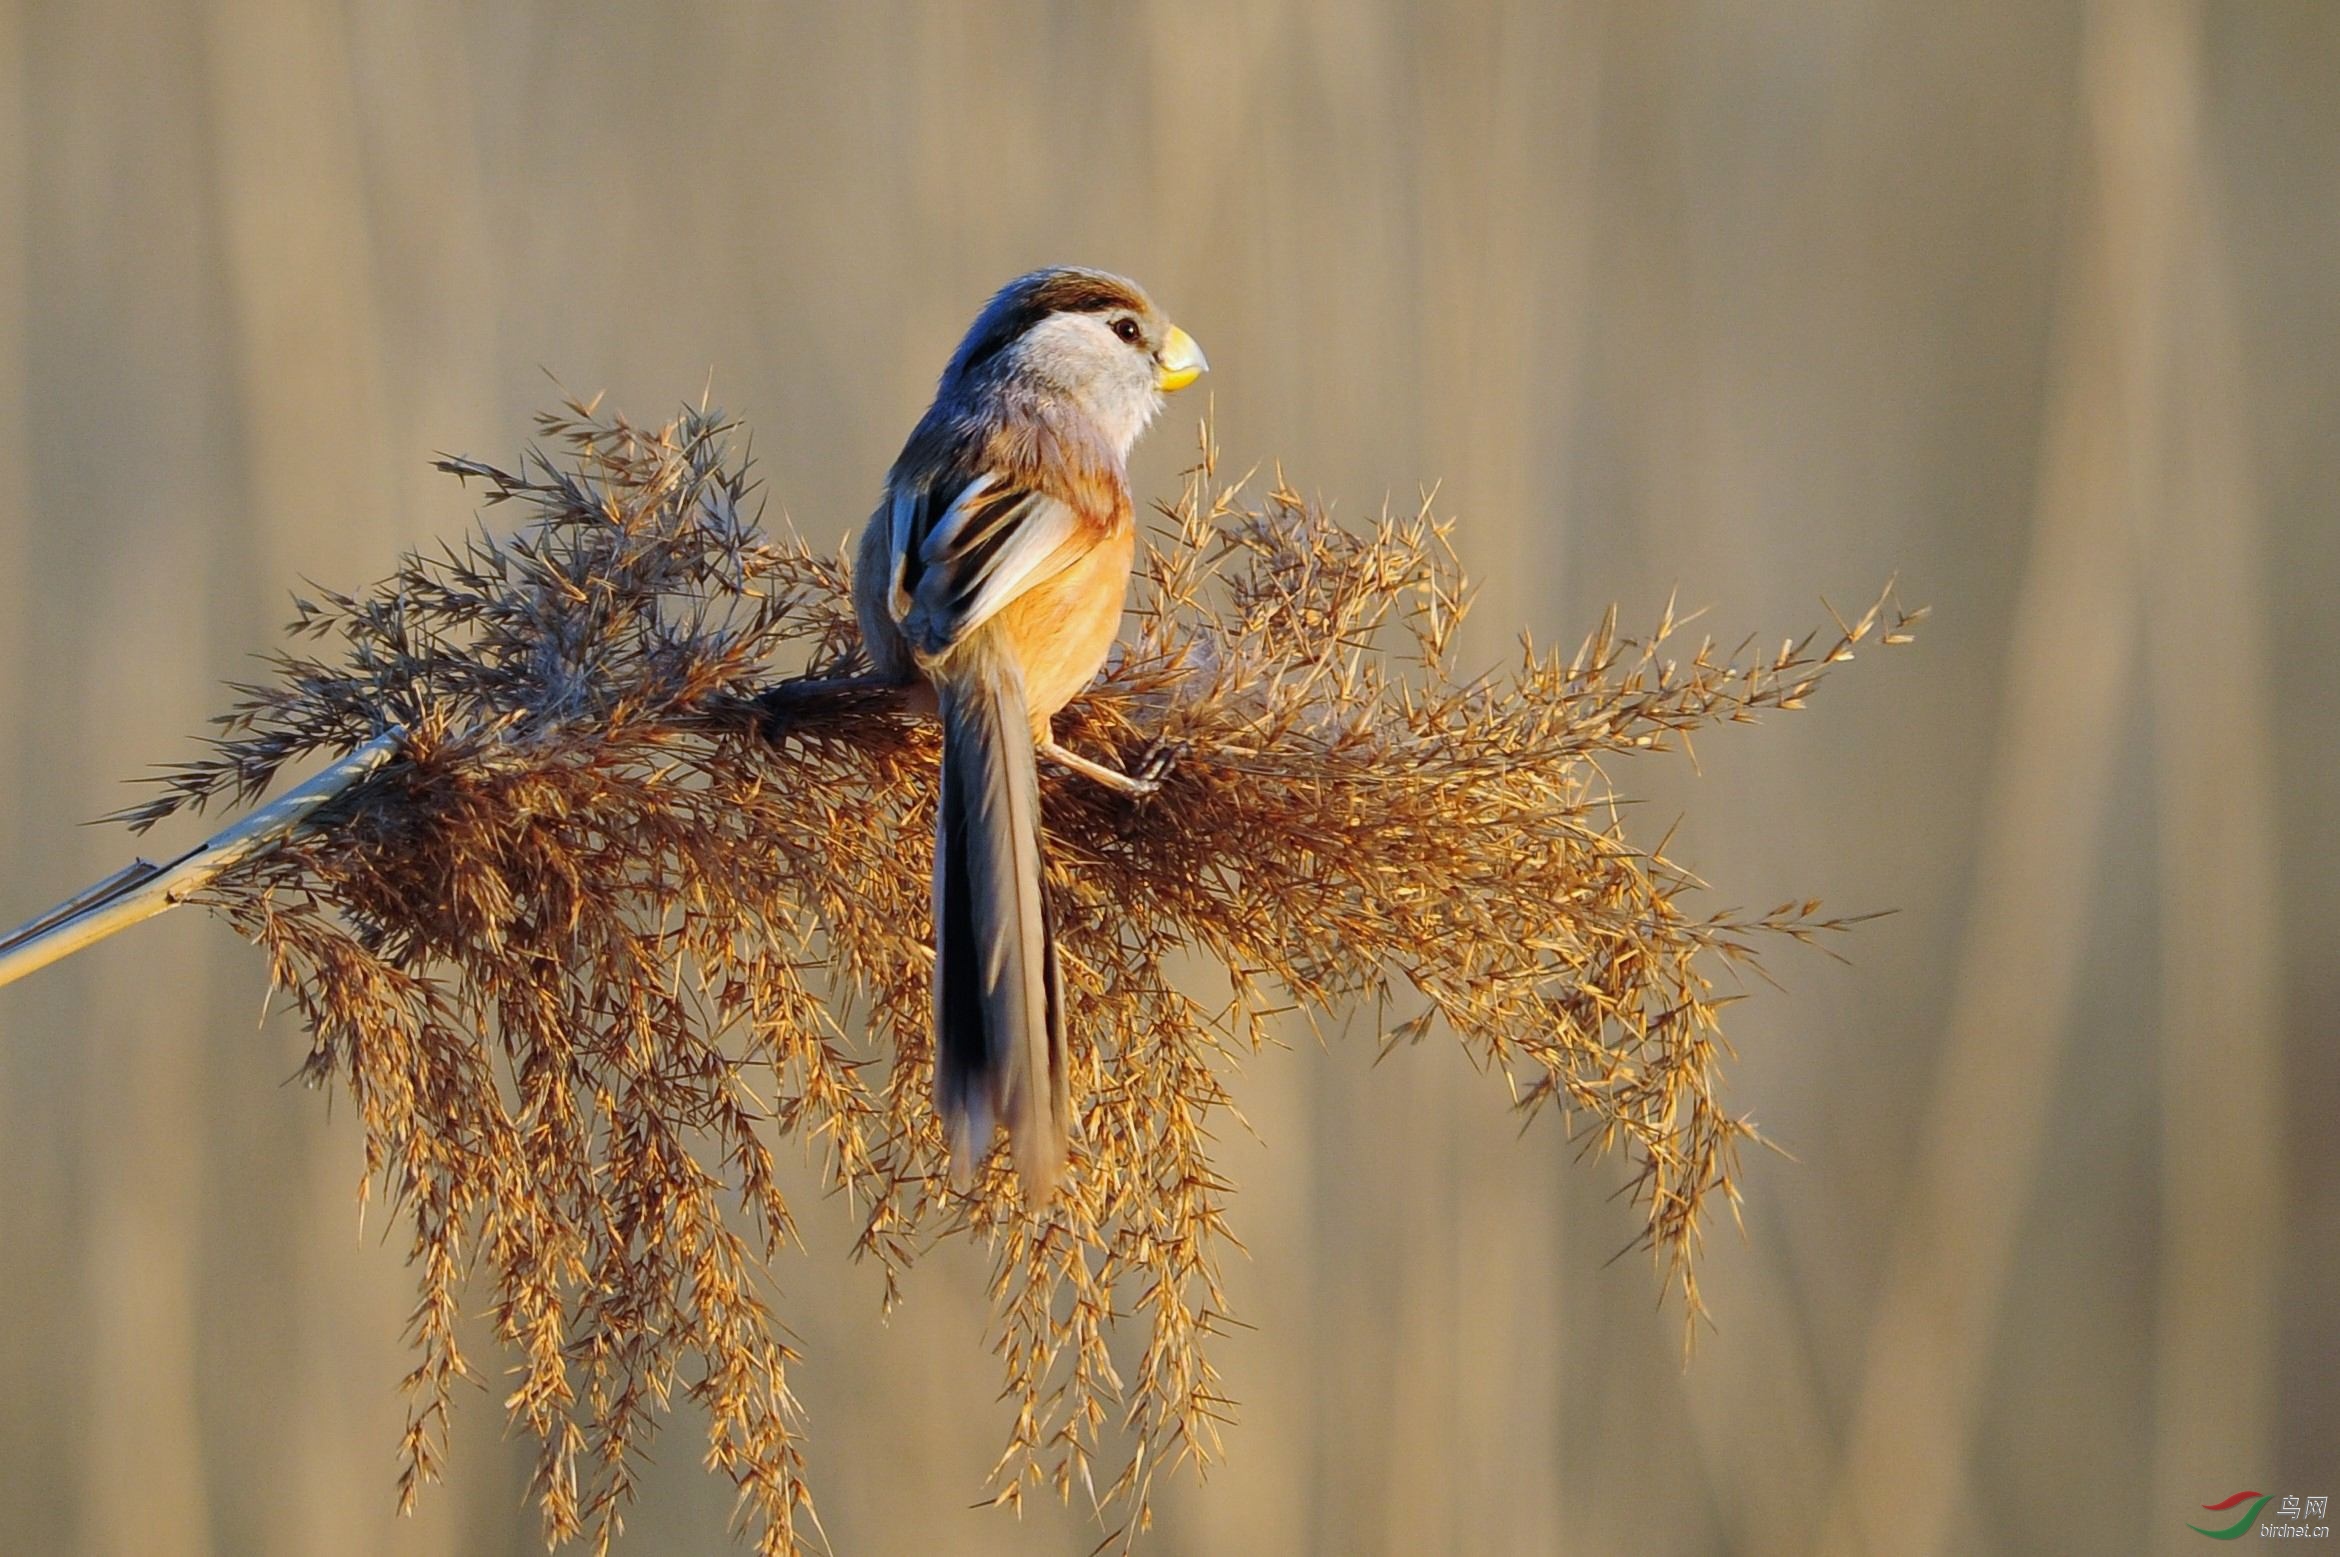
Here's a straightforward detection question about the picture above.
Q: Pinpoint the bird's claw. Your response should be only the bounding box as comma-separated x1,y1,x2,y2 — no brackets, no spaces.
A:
1131,737,1189,792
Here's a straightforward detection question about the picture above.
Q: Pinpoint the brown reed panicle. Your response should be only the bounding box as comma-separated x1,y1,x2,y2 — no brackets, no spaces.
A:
114,397,1917,1554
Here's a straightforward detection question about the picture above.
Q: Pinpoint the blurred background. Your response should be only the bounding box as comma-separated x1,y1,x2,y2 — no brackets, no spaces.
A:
0,2,2332,1553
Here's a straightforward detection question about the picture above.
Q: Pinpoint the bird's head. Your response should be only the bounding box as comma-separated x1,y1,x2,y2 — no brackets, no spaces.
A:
941,267,1207,456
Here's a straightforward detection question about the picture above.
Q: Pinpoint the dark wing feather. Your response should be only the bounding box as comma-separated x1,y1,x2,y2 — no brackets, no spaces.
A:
891,470,1087,658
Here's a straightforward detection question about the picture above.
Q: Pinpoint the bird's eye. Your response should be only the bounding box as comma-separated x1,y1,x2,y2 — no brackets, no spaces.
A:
1112,317,1143,345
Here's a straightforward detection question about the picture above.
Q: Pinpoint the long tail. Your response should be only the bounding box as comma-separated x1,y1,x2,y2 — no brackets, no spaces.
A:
931,635,1068,1201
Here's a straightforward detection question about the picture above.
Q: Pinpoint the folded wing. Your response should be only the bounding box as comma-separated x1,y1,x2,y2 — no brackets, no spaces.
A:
891,471,1088,659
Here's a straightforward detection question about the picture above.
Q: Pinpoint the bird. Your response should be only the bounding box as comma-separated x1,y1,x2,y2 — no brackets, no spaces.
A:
852,267,1208,1203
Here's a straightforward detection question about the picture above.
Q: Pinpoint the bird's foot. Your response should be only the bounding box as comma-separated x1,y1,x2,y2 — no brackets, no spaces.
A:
1041,736,1183,802
1129,736,1189,791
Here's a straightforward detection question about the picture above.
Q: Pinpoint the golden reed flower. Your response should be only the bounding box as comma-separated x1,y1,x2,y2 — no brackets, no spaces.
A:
59,397,1916,1554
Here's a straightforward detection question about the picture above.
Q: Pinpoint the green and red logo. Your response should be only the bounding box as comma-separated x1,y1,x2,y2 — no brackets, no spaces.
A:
2192,1491,2273,1540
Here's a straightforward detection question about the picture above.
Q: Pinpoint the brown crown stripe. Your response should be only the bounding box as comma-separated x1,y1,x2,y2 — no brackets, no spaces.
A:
951,270,1159,379
1017,270,1152,318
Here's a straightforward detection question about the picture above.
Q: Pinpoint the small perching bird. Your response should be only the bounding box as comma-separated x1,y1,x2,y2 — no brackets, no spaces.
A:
854,267,1208,1203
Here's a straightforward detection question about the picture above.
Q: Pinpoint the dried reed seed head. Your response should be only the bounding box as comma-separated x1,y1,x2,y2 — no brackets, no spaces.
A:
122,400,1916,1554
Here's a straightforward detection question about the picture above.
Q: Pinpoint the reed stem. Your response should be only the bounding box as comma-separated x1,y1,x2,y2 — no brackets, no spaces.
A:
0,729,405,991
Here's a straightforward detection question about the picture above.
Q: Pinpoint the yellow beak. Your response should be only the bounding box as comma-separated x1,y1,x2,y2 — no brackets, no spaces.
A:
1155,325,1208,392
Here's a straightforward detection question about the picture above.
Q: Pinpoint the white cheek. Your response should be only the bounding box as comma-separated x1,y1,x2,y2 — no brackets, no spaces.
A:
1092,369,1164,455
1017,315,1161,456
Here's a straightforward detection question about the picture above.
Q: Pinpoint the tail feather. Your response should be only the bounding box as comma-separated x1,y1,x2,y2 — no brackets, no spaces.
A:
932,637,1068,1200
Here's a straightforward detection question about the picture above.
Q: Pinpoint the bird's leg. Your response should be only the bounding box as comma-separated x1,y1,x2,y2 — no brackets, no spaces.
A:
1038,728,1187,799
1041,739,1155,797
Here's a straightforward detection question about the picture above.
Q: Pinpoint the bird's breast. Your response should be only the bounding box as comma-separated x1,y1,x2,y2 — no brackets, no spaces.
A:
995,522,1138,724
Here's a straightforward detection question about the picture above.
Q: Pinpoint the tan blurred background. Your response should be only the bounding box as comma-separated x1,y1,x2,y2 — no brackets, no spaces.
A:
0,2,2332,1553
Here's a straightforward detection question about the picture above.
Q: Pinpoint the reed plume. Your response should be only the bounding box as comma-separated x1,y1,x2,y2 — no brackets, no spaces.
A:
68,397,1914,1554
